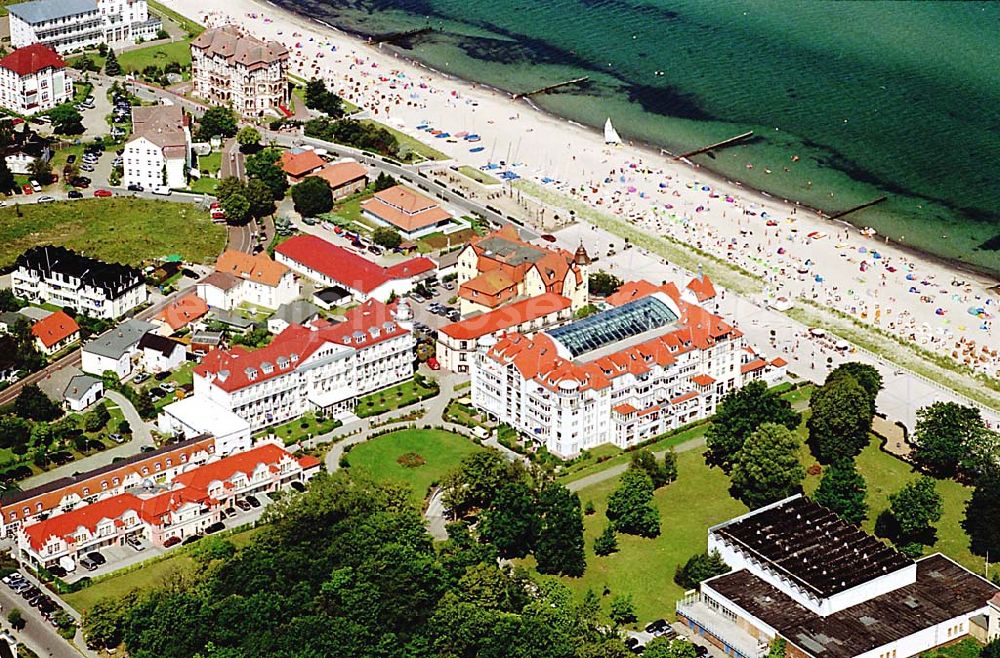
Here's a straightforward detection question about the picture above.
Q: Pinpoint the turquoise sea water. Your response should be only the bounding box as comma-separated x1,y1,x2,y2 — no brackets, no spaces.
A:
277,0,1000,276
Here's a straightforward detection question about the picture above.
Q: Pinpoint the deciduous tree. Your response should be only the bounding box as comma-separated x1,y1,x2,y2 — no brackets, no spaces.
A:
629,449,676,489
196,107,238,141
221,192,251,225
673,550,730,589
290,175,333,217
372,227,402,249
49,104,84,134
706,380,801,472
814,459,868,524
244,179,275,219
606,468,660,538
913,401,989,476
14,384,61,422
479,481,538,559
534,483,585,576
609,593,636,626
807,374,872,463
963,469,1000,558
730,422,805,509
645,638,698,658
236,126,261,150
889,476,942,549
588,270,623,297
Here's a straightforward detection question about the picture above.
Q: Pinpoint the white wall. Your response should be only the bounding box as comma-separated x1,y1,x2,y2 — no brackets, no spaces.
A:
81,350,130,379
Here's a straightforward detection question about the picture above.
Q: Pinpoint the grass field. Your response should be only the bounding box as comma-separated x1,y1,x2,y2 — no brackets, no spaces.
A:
63,528,260,613
355,377,438,417
0,198,226,267
346,429,483,504
118,40,192,73
457,165,500,186
362,121,448,162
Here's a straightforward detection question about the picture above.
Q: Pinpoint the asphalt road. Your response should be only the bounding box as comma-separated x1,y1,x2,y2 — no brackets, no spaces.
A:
0,580,81,658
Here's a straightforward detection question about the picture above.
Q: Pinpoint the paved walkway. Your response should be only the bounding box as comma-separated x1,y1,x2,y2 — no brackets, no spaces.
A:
565,435,708,493
22,391,154,489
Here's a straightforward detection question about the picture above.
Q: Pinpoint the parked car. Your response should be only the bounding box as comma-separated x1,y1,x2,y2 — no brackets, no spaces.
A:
30,179,41,192
367,245,382,255
152,186,172,196
80,164,95,172
181,534,202,546
36,195,55,203
163,536,181,548
70,176,90,188
204,522,225,534
2,574,24,586
409,293,426,303
245,495,261,509
235,499,252,511
446,310,461,322
21,184,33,195
93,189,113,197
79,557,98,571
426,357,441,371
160,382,176,393
67,190,83,199
289,481,306,493
126,535,144,551
87,551,106,566
443,281,455,290
127,183,144,192
133,372,150,384
109,433,125,444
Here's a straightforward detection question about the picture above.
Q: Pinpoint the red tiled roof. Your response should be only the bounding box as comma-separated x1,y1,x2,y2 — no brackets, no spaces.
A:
173,443,293,490
607,280,682,307
298,455,321,469
276,234,433,294
195,299,408,392
309,161,367,189
216,250,289,287
280,149,325,177
613,403,638,415
0,44,65,77
771,357,788,368
23,493,142,552
691,373,715,387
439,293,571,340
31,311,79,348
156,293,209,331
360,185,452,233
670,391,699,405
741,358,767,374
686,275,717,302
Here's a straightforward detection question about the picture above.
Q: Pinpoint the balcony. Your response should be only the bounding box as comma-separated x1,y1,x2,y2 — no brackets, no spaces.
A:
676,594,769,658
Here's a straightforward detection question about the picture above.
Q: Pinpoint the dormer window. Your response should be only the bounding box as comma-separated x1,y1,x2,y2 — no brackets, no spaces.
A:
290,353,299,362
245,367,258,380
277,356,289,368
261,362,274,374
369,327,380,338
342,336,351,345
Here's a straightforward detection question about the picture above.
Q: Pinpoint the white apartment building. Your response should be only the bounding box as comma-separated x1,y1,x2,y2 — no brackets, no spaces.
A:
16,442,320,569
81,318,157,379
190,25,289,117
192,299,415,430
0,44,72,115
677,495,999,658
123,104,192,190
472,288,748,458
11,245,147,320
195,250,299,311
9,0,159,53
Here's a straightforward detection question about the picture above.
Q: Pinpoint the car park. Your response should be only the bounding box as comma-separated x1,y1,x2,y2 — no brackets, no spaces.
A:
163,536,181,548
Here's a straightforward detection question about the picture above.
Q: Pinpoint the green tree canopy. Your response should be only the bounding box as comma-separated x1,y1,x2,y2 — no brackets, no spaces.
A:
889,476,943,548
594,523,618,556
372,227,402,249
290,176,333,217
236,126,261,150
645,638,698,658
963,468,1000,558
705,380,801,473
373,171,397,192
730,422,805,509
245,148,288,200
807,374,872,463
0,156,14,193
913,401,989,477
304,78,345,118
196,107,238,141
629,449,677,490
588,270,623,297
479,481,539,559
14,384,61,422
673,550,730,589
104,48,121,75
826,362,882,416
606,467,660,538
49,104,84,134
534,482,586,577
813,459,868,525
220,192,251,225
244,179,275,219
29,157,52,183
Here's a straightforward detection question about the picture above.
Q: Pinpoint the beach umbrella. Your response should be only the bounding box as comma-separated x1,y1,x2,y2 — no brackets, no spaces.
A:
659,182,667,188
906,273,915,281
936,308,945,316
726,196,734,202
777,247,786,255
858,246,867,253
701,185,710,191
628,186,636,193
665,203,673,209
696,205,705,212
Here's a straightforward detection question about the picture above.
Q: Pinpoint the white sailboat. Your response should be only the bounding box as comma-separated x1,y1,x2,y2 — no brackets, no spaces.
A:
604,117,622,145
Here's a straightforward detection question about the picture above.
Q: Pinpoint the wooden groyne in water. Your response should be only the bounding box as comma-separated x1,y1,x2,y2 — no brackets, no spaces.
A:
513,77,589,101
373,27,433,45
675,131,754,160
826,196,887,221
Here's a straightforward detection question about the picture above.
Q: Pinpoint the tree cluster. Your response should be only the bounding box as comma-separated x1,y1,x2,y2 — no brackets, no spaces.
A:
912,402,997,477
442,450,586,576
49,104,85,135
372,172,397,192
729,422,805,509
807,364,879,463
244,148,289,201
82,472,624,657
372,227,402,249
673,550,730,589
304,117,399,158
304,79,345,119
196,107,238,142
214,177,275,225
14,384,61,422
813,459,868,525
705,380,801,473
291,176,333,218
877,476,943,557
606,468,660,538
587,271,623,297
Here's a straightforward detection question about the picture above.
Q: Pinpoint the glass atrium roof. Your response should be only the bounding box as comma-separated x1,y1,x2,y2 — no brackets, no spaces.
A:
546,296,679,358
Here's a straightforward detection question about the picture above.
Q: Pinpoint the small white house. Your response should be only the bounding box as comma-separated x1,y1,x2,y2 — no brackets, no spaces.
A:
123,105,192,191
62,374,103,412
81,319,157,380
138,333,186,373
158,395,252,456
0,44,72,116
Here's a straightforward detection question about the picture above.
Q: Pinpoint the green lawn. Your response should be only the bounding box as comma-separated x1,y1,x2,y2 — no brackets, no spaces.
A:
198,151,222,175
62,528,260,613
264,413,341,446
188,176,219,195
355,377,439,418
0,198,226,267
345,429,483,504
118,40,192,74
361,121,448,162
549,448,747,625
457,165,500,186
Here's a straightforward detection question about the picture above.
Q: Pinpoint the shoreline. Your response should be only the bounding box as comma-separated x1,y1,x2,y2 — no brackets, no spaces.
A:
273,2,998,282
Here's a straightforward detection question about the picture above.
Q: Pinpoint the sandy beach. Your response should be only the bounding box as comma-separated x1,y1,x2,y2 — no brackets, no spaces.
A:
168,0,999,383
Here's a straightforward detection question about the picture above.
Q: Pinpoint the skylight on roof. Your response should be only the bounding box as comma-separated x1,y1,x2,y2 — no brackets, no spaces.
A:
546,296,678,358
